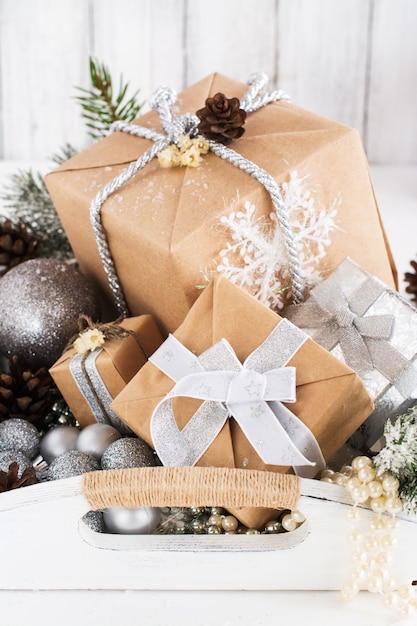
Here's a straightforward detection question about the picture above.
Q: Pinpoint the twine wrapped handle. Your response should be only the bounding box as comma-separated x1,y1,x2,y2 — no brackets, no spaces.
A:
82,466,300,512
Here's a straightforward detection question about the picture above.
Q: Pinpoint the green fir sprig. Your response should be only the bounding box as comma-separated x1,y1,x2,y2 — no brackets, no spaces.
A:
374,406,417,513
74,57,143,140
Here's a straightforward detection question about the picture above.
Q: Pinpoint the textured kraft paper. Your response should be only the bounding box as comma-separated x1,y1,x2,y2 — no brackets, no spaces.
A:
111,277,374,529
49,315,163,429
45,73,397,335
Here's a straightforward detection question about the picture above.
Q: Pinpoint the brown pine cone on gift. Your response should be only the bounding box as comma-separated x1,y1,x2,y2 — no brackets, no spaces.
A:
0,355,52,425
0,218,39,276
0,461,36,492
196,92,246,142
405,258,417,304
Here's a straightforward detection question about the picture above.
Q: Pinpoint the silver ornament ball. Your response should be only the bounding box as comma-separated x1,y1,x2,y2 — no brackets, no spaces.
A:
0,449,32,476
0,258,100,368
0,418,41,459
47,450,100,480
76,423,121,459
103,506,161,534
39,425,80,464
101,436,160,470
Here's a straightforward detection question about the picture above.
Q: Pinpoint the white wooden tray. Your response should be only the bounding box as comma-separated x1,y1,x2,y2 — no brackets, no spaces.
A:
0,467,416,592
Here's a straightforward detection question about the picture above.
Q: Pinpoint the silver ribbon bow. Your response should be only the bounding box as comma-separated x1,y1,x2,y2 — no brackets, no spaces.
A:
149,319,324,478
90,72,304,317
285,271,417,398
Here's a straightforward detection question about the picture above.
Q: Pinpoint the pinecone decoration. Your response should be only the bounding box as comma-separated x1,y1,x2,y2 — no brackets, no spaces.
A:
0,218,39,276
405,258,417,304
0,355,52,424
196,92,246,142
0,461,36,492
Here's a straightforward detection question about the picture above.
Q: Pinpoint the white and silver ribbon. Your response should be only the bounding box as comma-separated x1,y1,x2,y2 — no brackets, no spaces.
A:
89,72,304,317
70,350,132,434
285,272,417,398
149,318,324,478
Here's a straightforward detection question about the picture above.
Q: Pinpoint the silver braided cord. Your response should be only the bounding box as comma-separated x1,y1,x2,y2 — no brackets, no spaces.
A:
90,72,302,317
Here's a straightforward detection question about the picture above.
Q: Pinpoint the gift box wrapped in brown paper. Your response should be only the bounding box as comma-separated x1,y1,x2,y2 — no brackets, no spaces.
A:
111,277,374,528
50,315,163,433
45,72,396,335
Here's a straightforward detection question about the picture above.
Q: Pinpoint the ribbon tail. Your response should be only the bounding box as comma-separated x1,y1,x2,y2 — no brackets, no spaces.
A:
367,338,417,398
151,397,229,466
227,401,321,471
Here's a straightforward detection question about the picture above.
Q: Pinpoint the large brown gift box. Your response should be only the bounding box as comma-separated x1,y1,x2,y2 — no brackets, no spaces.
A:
50,315,163,433
45,73,396,335
111,277,374,528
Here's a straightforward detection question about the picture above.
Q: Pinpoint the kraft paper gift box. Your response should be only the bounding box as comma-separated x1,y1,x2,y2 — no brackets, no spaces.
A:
111,277,373,528
50,315,163,433
45,72,396,335
284,257,417,450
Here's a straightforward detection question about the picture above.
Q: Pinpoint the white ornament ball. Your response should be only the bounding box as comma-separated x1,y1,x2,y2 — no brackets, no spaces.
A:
103,506,161,534
76,423,121,459
40,426,80,464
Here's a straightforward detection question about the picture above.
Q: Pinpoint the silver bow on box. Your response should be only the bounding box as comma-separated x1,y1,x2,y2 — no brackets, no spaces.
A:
285,257,417,447
149,318,325,478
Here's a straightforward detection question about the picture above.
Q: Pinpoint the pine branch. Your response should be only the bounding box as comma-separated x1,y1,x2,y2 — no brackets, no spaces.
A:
50,142,78,166
74,57,143,140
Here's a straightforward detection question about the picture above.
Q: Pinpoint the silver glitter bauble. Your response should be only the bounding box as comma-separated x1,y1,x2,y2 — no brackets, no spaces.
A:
0,258,100,368
76,423,121,459
0,418,41,459
101,436,160,470
39,425,80,464
82,510,105,533
47,450,100,480
0,449,32,476
103,506,161,534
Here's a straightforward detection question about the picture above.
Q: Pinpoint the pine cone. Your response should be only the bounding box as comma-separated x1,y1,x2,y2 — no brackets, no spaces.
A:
0,461,36,492
0,355,52,424
196,92,246,142
0,218,38,276
405,259,417,303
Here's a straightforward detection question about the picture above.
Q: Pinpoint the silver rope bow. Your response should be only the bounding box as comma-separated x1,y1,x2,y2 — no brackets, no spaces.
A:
285,268,417,398
90,72,303,317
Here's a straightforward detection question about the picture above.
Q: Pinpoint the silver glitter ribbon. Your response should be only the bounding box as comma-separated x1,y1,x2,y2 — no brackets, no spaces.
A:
285,271,417,397
149,319,325,478
70,349,131,434
90,72,304,317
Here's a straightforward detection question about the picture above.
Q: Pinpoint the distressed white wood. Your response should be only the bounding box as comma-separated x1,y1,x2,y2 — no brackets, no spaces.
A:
0,475,415,591
277,0,371,133
366,0,417,164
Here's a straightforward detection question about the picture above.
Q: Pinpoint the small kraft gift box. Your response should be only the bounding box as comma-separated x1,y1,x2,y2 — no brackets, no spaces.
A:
284,257,417,450
111,276,374,529
44,72,396,335
49,314,164,433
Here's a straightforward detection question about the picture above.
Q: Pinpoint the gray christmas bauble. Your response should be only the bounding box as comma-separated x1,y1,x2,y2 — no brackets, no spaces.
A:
103,506,161,534
0,418,41,459
39,425,80,464
47,450,100,480
101,436,160,470
0,258,100,368
76,423,121,459
0,449,32,476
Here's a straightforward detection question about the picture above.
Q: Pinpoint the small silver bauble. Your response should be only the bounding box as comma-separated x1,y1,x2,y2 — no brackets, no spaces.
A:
75,423,121,459
0,258,101,368
0,449,32,476
82,510,105,533
47,450,100,480
101,436,159,470
39,425,80,464
102,506,161,534
0,418,41,459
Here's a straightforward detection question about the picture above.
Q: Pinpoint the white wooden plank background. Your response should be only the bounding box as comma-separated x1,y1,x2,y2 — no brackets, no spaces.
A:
0,0,416,163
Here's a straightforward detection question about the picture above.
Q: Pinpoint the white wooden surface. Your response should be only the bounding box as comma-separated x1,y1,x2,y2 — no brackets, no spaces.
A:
0,0,416,163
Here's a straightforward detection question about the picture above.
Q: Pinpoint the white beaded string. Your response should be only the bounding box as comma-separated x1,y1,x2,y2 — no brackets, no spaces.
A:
89,73,301,318
321,456,417,617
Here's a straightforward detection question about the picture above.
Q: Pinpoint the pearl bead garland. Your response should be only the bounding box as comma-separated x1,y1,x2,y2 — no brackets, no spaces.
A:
321,455,417,617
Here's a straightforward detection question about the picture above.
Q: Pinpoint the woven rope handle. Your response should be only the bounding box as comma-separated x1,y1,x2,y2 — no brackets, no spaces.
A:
82,466,300,512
